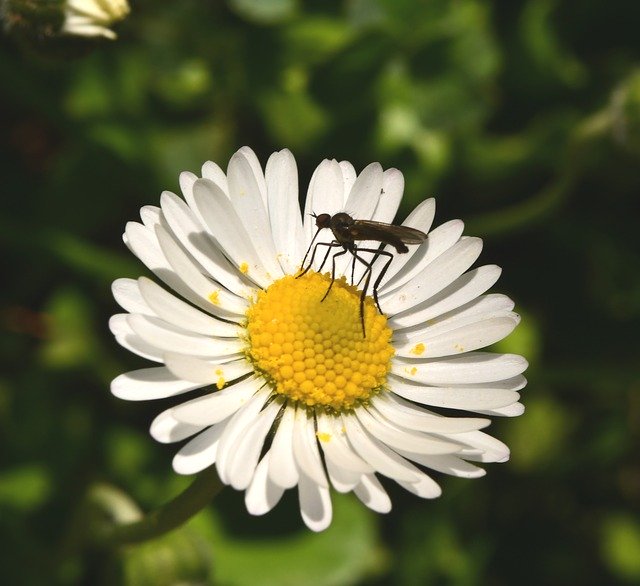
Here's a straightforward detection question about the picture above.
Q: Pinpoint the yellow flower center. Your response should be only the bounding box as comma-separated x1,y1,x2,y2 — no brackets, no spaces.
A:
245,272,394,411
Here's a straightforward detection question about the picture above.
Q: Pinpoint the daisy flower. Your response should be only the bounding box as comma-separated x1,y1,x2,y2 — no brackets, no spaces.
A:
110,146,527,531
62,0,129,40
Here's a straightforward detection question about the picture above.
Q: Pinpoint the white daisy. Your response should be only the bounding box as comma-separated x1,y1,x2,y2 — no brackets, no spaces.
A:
62,0,129,40
110,146,527,532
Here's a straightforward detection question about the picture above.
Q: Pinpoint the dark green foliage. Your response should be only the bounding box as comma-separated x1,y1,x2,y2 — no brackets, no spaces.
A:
1,0,638,584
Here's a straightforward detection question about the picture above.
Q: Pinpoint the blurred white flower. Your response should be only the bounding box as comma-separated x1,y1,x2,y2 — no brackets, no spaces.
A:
62,0,129,40
110,146,527,531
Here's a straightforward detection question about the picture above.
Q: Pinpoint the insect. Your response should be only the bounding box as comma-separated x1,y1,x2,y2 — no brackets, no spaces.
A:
297,212,428,336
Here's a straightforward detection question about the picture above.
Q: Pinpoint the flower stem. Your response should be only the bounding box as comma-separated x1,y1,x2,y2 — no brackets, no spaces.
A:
92,468,224,547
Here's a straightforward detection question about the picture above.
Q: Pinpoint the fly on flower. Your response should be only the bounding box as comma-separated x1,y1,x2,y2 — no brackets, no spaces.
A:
110,146,527,532
298,212,427,335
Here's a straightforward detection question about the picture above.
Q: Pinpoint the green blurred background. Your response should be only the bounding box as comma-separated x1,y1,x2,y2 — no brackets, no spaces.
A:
1,0,639,584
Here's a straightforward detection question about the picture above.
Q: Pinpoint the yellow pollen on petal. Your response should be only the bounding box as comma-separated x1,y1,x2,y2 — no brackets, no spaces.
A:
316,432,332,442
239,262,249,274
209,291,220,305
410,342,426,356
245,272,394,411
216,377,226,389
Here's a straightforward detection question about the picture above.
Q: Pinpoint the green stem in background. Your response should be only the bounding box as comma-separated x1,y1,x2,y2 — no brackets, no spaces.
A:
89,468,224,547
466,107,611,238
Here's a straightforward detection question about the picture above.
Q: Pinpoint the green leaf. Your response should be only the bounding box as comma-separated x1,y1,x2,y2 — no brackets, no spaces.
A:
40,287,97,369
198,493,382,586
521,0,587,87
601,514,640,580
48,231,141,282
228,0,298,24
260,89,328,150
503,395,571,472
119,528,214,586
0,464,52,511
284,18,354,65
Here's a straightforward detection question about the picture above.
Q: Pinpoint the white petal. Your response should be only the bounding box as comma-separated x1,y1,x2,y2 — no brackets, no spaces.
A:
316,412,373,475
434,292,515,323
164,352,252,385
375,198,436,285
388,265,503,329
395,451,486,478
124,221,220,315
215,391,271,484
298,472,332,532
179,171,201,213
342,415,422,482
155,225,246,317
170,375,263,426
344,162,383,220
403,197,436,231
454,431,511,463
128,314,243,359
372,393,490,433
354,474,392,513
109,314,163,362
236,146,269,208
372,168,404,223
394,293,515,336
355,407,461,455
112,278,151,314
159,191,254,298
395,315,520,358
267,406,299,489
227,151,283,279
388,374,522,412
392,352,528,385
138,276,240,338
192,178,274,288
292,409,328,488
303,159,344,248
265,149,305,273
325,458,362,493
396,471,441,499
111,367,202,401
245,454,285,516
339,161,357,202
337,163,384,280
201,161,229,196
63,20,116,39
173,423,228,475
477,402,525,417
381,219,465,295
226,401,280,490
382,237,483,315
150,409,206,444
140,205,161,227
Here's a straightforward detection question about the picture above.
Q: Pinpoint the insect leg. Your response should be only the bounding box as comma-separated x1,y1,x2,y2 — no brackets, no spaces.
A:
297,241,341,278
352,247,394,314
299,226,322,271
317,242,339,274
355,243,386,287
350,253,357,286
369,249,394,313
321,247,348,302
348,247,377,336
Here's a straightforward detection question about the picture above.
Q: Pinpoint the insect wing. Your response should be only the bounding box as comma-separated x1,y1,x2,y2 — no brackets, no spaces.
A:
350,220,427,244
